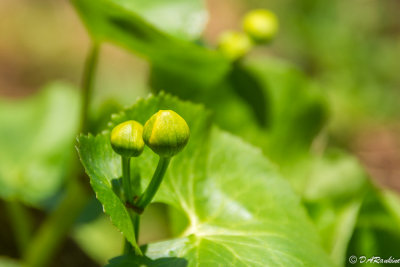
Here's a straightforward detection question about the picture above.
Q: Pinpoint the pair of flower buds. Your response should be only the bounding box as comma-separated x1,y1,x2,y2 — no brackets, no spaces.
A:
218,9,279,60
110,110,190,159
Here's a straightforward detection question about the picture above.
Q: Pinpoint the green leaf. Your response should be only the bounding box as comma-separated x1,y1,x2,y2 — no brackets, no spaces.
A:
108,0,208,40
0,83,80,206
71,0,229,89
78,93,334,266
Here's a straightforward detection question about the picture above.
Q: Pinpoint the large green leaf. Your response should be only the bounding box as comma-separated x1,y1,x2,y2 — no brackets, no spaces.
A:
78,93,334,266
0,83,80,206
71,0,229,89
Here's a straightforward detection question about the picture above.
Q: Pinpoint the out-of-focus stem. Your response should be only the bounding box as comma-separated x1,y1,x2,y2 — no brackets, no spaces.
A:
23,179,89,267
80,42,100,134
5,200,32,255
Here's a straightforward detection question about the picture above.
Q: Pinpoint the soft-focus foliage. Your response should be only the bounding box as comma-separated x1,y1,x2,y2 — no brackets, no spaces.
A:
0,83,80,206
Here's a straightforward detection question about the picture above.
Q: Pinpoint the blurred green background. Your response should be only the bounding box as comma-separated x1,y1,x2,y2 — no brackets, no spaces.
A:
0,0,399,266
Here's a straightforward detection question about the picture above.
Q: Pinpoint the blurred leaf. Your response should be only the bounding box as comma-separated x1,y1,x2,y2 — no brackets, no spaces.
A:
301,151,368,201
0,257,20,267
379,190,400,225
78,93,334,266
297,151,369,266
347,188,400,264
0,83,80,206
72,0,229,89
110,0,208,40
244,57,328,163
274,0,400,132
73,214,123,265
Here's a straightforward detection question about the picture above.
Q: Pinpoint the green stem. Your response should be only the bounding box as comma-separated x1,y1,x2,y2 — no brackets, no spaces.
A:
5,200,32,255
122,156,133,204
121,157,142,255
23,180,89,267
135,157,171,210
123,210,142,256
80,42,100,133
133,212,140,242
131,212,141,255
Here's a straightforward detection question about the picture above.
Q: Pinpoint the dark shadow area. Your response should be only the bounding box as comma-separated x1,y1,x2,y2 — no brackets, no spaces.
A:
228,62,270,128
106,251,188,267
111,177,123,199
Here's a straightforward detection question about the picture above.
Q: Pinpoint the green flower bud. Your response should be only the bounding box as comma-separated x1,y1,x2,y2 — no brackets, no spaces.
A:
110,120,144,157
143,110,190,158
242,9,278,43
217,30,253,61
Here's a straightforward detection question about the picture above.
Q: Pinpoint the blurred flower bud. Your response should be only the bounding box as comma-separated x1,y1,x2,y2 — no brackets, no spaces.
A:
218,30,253,60
110,120,144,157
143,110,190,157
242,9,278,43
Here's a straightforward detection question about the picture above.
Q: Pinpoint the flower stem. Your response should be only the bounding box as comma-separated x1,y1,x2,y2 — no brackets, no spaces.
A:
80,42,100,134
135,157,171,210
121,157,143,255
133,212,140,241
122,156,133,204
5,200,32,255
